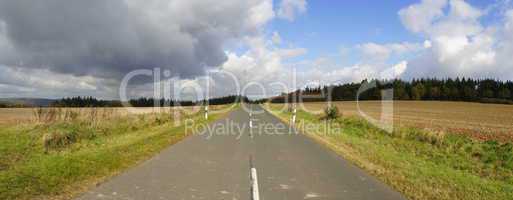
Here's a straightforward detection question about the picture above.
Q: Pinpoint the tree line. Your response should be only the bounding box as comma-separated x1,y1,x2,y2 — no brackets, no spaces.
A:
0,102,24,108
52,96,122,107
11,78,513,107
126,95,250,107
51,95,252,107
270,78,513,104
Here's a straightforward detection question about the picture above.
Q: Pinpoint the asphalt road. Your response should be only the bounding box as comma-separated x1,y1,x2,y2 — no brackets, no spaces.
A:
76,105,406,200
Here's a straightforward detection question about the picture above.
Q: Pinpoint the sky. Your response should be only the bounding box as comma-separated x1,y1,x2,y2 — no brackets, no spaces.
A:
0,0,513,100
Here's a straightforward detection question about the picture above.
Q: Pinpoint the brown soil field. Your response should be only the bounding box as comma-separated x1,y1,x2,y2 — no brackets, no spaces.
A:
0,105,230,125
271,101,513,141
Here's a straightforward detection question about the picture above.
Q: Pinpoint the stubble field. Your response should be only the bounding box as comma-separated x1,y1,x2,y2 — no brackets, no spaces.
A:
270,101,513,141
0,106,230,125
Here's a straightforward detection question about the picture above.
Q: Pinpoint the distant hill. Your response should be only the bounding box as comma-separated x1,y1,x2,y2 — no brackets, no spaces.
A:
0,98,56,107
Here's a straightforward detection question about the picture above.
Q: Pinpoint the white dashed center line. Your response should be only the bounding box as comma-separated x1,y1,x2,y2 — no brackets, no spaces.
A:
251,167,260,200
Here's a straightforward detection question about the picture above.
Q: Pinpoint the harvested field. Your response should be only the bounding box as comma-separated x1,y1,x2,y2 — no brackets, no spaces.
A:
0,105,231,125
270,101,513,141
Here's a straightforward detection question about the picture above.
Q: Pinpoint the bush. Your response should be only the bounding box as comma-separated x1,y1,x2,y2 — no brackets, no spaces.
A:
415,129,446,145
43,131,78,152
154,114,171,125
287,104,294,112
323,105,339,120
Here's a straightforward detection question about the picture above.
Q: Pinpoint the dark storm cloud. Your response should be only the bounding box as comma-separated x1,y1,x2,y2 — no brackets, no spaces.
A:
0,0,269,79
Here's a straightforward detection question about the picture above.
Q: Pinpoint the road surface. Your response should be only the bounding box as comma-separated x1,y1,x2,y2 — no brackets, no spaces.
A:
76,105,406,200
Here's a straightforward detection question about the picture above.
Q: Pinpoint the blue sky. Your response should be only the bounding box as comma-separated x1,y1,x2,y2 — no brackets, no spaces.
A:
268,0,502,65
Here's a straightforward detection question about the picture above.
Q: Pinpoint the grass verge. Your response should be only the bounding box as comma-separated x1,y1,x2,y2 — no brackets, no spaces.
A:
0,106,232,200
266,104,513,200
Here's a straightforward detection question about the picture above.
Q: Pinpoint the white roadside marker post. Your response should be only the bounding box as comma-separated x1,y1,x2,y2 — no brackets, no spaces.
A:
292,105,297,124
249,107,253,138
249,107,252,127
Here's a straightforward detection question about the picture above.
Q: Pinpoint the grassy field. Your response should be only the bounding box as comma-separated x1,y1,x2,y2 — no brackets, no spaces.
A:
267,102,513,200
0,105,233,200
284,101,513,141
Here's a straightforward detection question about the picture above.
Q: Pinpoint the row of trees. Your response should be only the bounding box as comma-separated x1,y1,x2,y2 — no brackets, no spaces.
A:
52,96,122,107
52,95,251,107
271,78,513,104
127,95,251,107
31,78,513,107
127,98,194,107
0,104,28,108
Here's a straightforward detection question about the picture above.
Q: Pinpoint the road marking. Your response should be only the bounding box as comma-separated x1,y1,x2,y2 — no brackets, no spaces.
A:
249,155,260,200
279,184,290,190
251,168,260,200
304,192,320,199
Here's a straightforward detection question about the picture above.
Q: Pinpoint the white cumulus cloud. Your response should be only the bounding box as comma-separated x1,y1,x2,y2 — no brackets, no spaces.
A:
277,0,307,21
400,0,513,80
358,42,424,62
